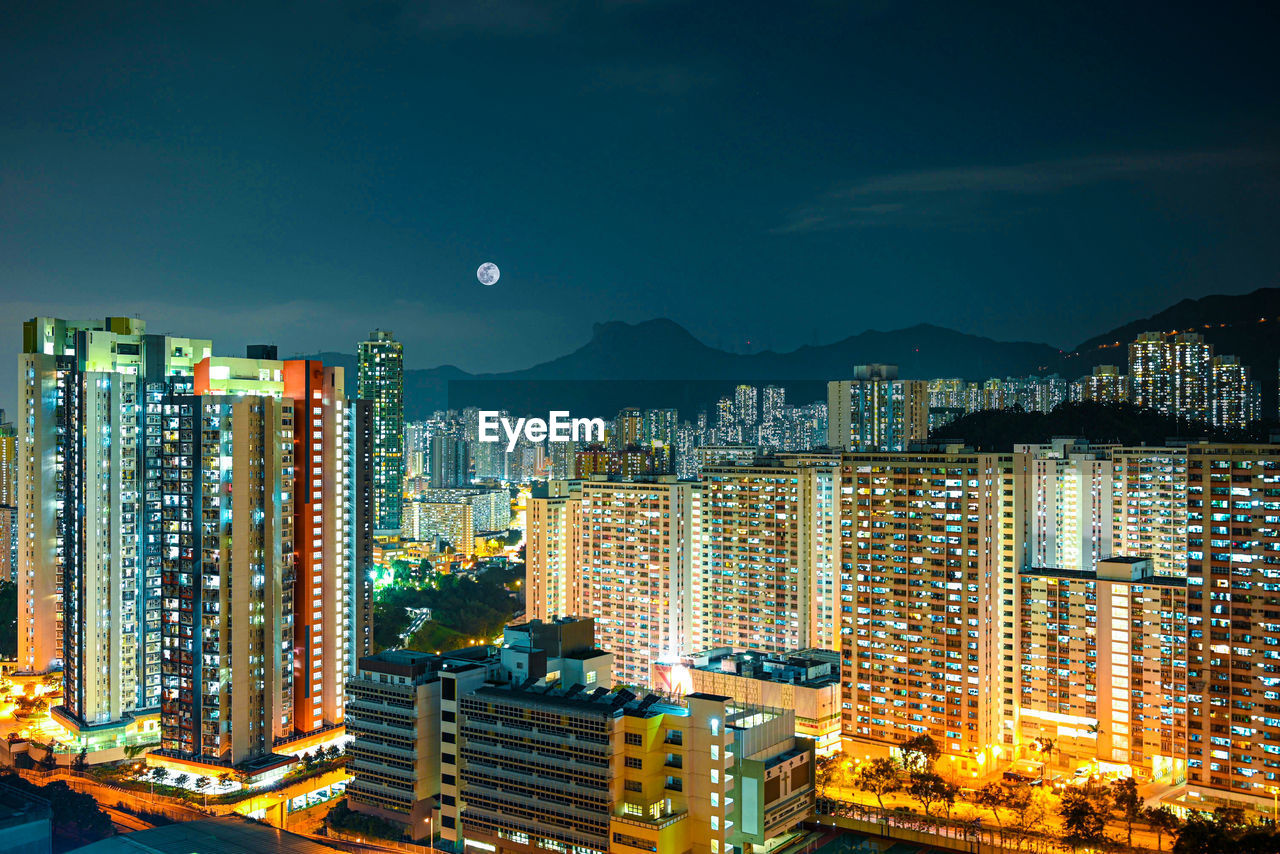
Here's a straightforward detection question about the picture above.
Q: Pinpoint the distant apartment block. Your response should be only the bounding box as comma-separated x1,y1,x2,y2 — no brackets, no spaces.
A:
827,364,928,452
358,330,404,535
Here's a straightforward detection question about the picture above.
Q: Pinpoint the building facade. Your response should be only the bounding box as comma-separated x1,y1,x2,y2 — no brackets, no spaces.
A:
577,477,697,687
838,450,1021,774
526,480,582,622
827,365,928,452
1183,444,1280,810
346,649,442,839
1018,439,1115,573
1110,447,1189,578
1015,558,1188,782
358,330,404,535
156,392,295,766
19,316,212,749
695,457,838,653
430,618,813,854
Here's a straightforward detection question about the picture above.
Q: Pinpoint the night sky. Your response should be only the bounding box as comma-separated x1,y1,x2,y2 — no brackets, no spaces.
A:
2,1,1277,410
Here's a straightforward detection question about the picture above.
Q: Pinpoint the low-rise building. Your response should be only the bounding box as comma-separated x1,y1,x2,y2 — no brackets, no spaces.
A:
345,650,442,840
656,648,842,757
346,616,815,854
441,682,814,854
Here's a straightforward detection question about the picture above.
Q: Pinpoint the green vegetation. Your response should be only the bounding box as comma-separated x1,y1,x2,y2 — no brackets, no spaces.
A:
1058,782,1110,852
1171,807,1280,854
0,772,115,849
325,798,406,842
0,580,18,658
373,564,524,652
929,400,1275,451
406,621,469,653
823,744,1280,853
390,558,433,587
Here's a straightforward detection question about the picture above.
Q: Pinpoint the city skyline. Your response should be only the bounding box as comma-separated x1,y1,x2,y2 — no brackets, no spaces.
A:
4,3,1280,852
4,308,1280,852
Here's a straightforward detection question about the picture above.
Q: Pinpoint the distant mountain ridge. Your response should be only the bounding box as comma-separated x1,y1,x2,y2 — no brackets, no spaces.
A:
299,287,1280,420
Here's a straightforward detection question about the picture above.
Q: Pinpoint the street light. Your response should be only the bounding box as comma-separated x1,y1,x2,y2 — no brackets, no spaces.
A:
424,815,434,851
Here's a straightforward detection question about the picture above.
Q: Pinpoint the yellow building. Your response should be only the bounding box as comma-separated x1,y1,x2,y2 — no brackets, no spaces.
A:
656,648,843,757
838,449,1022,774
695,458,839,654
578,476,697,687
526,479,582,621
1015,557,1188,782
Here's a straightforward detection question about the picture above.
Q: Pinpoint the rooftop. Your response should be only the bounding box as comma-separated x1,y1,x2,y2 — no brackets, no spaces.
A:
67,815,340,854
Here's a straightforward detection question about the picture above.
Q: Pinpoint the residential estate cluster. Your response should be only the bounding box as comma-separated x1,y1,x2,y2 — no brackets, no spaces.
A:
527,439,1280,817
5,312,1280,853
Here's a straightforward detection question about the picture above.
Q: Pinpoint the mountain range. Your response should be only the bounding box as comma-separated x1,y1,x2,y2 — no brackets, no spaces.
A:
304,287,1280,420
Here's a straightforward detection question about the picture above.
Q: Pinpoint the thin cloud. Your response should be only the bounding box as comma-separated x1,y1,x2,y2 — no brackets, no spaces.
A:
583,63,719,96
392,0,675,37
775,148,1276,233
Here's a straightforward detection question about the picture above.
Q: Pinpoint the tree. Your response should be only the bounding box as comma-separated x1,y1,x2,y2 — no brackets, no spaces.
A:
71,747,89,772
37,749,57,772
1212,805,1246,832
1033,737,1056,776
1172,813,1224,854
152,766,169,786
815,755,843,799
906,771,957,820
898,734,940,776
1144,805,1181,853
123,741,149,761
852,758,901,812
325,743,342,760
172,772,191,790
1112,776,1142,851
477,538,504,558
301,750,315,767
1,774,113,845
973,783,1009,841
195,775,211,807
1060,784,1111,852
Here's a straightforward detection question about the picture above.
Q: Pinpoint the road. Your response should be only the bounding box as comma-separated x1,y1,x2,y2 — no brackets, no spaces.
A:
399,607,433,644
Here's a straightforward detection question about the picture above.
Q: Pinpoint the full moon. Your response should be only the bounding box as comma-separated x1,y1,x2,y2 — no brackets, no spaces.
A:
477,262,500,286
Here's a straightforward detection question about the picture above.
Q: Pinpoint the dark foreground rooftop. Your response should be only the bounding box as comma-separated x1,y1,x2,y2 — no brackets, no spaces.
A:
68,815,341,854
